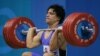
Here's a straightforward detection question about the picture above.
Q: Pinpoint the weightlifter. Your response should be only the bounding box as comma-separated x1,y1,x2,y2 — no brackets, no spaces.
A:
22,4,67,56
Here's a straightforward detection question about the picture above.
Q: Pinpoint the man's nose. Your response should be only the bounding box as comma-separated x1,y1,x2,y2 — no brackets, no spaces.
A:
46,13,49,17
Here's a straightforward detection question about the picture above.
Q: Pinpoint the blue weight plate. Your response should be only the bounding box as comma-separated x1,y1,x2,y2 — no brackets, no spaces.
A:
16,23,29,41
77,20,93,40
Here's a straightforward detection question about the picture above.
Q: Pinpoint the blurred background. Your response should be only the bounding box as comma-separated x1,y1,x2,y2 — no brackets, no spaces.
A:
0,0,100,56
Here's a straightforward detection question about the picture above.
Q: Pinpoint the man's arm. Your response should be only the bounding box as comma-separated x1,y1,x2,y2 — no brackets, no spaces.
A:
58,32,67,56
50,30,58,51
26,28,42,48
58,32,67,50
50,30,66,50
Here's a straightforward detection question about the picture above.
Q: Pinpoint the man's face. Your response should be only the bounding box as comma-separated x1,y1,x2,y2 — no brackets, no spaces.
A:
46,8,59,25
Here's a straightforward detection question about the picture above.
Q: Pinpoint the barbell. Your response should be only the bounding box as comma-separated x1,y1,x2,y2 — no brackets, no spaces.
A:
21,26,93,35
3,12,98,48
21,26,62,35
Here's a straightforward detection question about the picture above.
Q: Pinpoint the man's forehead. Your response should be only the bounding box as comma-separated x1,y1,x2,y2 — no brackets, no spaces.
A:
48,8,55,12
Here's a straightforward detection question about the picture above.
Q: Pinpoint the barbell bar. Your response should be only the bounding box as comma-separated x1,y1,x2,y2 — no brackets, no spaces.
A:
21,26,94,35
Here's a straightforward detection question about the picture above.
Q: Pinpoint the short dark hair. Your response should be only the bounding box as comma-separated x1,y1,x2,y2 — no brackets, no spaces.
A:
47,4,65,24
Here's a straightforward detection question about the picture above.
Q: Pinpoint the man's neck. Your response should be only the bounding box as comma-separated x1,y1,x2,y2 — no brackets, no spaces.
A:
48,23,58,29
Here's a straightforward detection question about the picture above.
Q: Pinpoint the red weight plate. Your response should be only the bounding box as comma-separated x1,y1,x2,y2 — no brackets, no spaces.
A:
3,19,17,48
63,13,98,47
71,13,98,47
62,13,80,45
3,17,35,48
68,13,80,45
68,13,82,45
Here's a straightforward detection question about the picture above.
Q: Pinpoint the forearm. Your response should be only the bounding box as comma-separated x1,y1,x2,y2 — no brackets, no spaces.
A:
59,42,66,50
26,28,35,48
50,31,58,51
50,39,58,51
58,32,67,50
